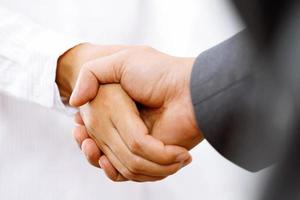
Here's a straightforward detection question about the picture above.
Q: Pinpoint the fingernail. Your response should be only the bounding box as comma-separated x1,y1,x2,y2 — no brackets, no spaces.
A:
99,159,103,169
181,157,192,168
69,87,78,105
176,152,190,163
70,79,81,104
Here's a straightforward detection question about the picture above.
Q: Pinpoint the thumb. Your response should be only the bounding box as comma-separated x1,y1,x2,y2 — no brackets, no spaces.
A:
69,67,98,107
69,52,125,107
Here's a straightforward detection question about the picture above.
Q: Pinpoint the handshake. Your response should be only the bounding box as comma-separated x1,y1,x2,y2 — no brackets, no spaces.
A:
56,43,203,182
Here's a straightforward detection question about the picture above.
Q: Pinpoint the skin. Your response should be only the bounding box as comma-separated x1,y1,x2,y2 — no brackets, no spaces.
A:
57,44,193,182
69,45,204,181
79,84,192,182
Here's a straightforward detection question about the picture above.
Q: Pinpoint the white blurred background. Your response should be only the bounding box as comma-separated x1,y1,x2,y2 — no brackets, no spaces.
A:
0,0,270,199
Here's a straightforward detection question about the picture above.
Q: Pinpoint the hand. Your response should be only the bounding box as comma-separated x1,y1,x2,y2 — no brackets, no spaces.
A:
56,44,191,182
56,43,130,174
76,84,191,182
56,43,130,98
70,46,204,170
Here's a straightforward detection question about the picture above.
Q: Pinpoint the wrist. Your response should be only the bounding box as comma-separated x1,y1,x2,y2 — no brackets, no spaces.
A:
182,57,203,137
56,43,89,100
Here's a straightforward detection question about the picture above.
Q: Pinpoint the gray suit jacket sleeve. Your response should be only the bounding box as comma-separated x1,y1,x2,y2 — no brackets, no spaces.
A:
190,31,278,172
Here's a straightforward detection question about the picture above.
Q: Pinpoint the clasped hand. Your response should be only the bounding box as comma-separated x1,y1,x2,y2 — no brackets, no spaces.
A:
58,44,203,182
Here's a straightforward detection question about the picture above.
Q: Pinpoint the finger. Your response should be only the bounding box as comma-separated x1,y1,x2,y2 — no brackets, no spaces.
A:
81,138,102,168
99,155,128,182
89,125,184,177
77,126,123,175
70,51,128,107
69,45,130,107
72,125,89,148
74,112,85,125
111,95,191,165
99,141,166,182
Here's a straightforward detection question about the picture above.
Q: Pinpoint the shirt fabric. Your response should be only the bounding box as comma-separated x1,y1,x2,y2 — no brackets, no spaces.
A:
0,6,78,110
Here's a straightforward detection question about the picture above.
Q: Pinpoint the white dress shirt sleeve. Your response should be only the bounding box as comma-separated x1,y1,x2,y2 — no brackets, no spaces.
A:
0,6,79,113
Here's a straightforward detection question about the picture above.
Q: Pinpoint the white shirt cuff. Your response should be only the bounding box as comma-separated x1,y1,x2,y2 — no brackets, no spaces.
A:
29,29,81,113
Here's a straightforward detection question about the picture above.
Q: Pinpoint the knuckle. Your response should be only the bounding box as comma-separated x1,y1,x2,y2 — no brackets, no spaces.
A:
127,157,143,174
80,61,94,75
81,61,92,70
129,138,143,154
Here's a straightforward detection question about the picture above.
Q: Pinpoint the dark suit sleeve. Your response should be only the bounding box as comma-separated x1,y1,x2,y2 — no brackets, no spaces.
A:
190,30,284,172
